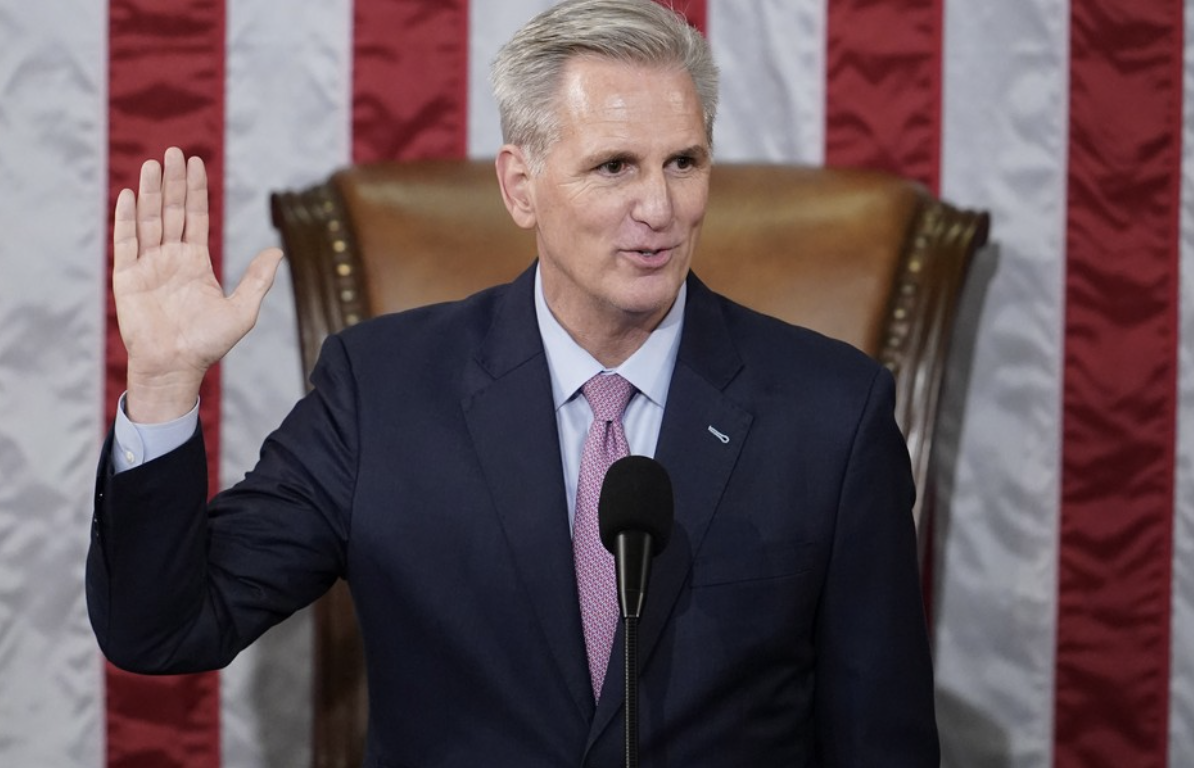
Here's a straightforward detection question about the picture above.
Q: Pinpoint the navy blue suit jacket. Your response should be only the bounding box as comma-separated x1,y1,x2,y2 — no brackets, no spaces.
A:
89,266,938,766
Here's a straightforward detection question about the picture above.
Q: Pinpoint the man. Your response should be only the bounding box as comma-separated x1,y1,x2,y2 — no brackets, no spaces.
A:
89,0,938,765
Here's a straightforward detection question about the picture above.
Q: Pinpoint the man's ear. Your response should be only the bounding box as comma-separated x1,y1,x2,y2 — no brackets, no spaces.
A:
495,145,536,230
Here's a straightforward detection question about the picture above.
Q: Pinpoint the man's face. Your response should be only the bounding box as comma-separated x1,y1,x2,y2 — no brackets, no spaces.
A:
506,56,711,343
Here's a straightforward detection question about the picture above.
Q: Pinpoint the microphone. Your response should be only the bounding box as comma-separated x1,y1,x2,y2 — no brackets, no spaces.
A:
598,455,673,620
598,455,673,768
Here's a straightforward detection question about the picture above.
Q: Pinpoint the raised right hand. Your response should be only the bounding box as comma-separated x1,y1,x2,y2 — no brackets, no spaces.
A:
113,147,283,423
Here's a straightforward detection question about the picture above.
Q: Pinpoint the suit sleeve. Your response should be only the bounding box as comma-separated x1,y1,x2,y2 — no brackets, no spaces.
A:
813,367,940,766
87,334,359,674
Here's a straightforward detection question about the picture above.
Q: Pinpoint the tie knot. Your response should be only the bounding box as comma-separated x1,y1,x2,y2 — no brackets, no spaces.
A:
581,373,635,422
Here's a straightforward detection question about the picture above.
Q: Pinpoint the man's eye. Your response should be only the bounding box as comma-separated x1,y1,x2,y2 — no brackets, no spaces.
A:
599,160,626,174
672,156,695,170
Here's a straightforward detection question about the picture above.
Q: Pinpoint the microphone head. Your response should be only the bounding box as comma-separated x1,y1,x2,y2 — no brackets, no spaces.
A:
598,455,674,555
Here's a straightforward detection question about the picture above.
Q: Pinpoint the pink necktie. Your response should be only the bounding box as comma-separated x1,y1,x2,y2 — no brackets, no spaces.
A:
574,372,635,700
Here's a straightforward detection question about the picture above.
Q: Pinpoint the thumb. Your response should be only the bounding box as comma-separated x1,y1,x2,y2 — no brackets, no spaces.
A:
228,247,284,323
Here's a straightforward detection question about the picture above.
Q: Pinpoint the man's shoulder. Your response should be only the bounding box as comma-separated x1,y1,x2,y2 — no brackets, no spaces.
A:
301,278,525,405
691,284,898,444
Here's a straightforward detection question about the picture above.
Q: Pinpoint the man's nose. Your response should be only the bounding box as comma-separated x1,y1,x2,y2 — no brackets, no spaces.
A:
631,169,674,229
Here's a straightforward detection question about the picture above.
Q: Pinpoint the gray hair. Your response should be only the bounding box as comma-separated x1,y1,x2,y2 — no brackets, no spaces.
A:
491,0,719,172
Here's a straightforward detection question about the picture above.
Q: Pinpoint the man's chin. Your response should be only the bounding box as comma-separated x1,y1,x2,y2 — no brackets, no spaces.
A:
609,287,681,326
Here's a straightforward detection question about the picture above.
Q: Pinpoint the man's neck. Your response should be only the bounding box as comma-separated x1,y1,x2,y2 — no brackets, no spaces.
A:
540,293,675,368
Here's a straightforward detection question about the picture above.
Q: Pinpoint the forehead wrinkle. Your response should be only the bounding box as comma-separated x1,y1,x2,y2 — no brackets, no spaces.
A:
560,97,706,159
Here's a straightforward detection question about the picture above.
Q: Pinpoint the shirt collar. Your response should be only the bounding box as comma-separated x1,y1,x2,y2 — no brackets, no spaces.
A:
534,264,686,411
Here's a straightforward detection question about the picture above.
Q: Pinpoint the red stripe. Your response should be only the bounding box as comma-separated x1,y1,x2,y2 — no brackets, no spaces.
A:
351,0,470,163
824,0,943,607
106,0,224,765
1055,2,1183,767
824,0,943,192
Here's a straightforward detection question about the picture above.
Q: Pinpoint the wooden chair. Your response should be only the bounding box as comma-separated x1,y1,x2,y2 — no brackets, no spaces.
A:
270,159,990,768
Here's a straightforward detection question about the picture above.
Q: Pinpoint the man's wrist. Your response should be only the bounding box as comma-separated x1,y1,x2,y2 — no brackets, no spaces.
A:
125,367,205,423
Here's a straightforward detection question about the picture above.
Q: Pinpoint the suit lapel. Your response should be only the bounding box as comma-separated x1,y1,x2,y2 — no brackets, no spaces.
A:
587,274,754,746
461,266,595,722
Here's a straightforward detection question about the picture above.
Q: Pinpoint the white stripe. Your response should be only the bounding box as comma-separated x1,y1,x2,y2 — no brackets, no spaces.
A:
467,0,557,159
707,0,825,164
0,3,107,766
220,1,353,764
1170,5,1194,765
934,0,1068,766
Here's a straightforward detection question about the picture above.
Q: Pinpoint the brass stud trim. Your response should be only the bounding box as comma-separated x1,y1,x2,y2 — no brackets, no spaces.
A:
880,199,943,372
309,186,368,332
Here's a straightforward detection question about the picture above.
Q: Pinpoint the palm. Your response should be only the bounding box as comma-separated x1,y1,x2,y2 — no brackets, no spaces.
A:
113,148,281,420
117,232,234,369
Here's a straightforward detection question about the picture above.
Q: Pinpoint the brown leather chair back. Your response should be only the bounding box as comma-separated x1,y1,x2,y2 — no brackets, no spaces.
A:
271,159,989,768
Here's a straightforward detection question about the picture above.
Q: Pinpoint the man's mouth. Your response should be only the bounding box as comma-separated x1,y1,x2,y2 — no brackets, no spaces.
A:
624,246,672,259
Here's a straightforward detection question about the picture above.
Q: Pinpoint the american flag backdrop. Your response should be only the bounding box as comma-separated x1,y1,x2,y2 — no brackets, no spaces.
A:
1,1,1190,766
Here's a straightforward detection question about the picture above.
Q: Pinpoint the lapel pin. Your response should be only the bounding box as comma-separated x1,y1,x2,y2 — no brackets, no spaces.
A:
707,425,730,444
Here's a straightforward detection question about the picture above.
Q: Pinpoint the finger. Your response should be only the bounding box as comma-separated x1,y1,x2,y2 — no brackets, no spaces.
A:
113,188,139,272
136,158,163,252
228,247,284,321
183,155,210,247
161,147,188,244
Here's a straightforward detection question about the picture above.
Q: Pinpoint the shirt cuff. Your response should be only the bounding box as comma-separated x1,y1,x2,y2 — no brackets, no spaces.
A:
112,392,200,473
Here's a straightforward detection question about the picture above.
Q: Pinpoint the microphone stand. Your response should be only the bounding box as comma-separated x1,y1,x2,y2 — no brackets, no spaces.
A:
624,615,640,768
616,533,653,768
